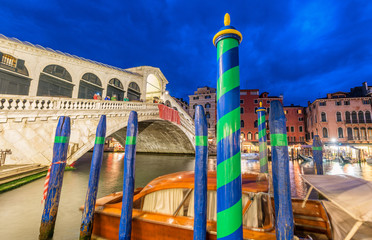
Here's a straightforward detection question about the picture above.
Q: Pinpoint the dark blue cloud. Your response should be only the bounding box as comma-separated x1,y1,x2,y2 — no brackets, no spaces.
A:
0,0,371,105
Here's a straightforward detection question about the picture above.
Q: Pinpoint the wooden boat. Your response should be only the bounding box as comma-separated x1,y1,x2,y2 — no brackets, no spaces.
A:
85,171,333,240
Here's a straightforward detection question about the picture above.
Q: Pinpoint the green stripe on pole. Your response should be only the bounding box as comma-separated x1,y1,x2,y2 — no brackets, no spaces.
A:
258,129,266,139
217,38,239,60
216,107,240,142
216,199,242,238
271,134,288,146
94,137,105,144
312,147,322,151
125,136,136,145
217,66,240,99
54,136,69,143
195,136,208,146
217,152,241,188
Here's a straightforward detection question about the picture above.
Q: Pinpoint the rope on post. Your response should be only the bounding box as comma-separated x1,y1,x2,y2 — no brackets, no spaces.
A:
214,13,243,240
257,102,268,173
193,105,208,240
119,111,138,240
80,115,107,239
269,100,294,240
39,116,71,240
312,135,323,175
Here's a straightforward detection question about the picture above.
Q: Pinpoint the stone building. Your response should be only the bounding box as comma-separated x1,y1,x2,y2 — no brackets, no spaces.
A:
306,82,372,145
188,86,216,141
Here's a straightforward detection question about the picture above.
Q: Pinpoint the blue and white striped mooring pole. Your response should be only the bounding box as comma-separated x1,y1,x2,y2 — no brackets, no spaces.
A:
80,115,107,239
213,13,243,239
193,105,208,240
257,102,268,173
39,116,71,240
312,135,323,175
119,111,138,240
269,100,294,240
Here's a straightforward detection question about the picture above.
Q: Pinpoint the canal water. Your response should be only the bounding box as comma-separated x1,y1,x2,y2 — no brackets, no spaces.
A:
1,152,372,239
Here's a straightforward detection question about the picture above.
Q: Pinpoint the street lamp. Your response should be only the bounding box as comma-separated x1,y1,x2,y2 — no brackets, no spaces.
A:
165,90,169,95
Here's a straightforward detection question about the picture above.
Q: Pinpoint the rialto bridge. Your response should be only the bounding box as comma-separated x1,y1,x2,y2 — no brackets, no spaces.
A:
0,34,195,165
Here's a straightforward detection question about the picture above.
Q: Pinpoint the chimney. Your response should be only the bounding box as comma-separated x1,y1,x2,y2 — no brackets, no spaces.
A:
362,82,368,96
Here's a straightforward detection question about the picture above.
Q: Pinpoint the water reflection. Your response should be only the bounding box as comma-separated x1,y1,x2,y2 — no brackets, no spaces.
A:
1,152,372,239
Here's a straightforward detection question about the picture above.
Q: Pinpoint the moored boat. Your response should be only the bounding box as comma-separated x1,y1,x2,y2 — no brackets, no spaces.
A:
85,171,333,240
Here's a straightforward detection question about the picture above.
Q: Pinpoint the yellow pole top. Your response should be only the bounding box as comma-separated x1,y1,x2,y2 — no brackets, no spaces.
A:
224,13,230,26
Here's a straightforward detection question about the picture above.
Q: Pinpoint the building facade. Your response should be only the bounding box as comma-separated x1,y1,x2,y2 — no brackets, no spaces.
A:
188,87,217,140
306,82,372,145
283,105,306,145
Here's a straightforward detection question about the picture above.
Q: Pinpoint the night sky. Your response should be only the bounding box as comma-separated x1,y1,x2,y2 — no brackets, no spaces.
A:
1,0,371,106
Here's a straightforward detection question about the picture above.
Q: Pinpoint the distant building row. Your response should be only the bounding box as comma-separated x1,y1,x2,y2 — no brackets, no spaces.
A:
183,82,372,150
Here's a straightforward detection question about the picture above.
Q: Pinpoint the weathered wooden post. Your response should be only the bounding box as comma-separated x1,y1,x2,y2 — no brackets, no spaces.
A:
269,101,294,240
80,115,106,239
312,135,323,175
119,111,138,240
257,102,268,173
194,105,208,240
213,13,243,239
39,116,71,240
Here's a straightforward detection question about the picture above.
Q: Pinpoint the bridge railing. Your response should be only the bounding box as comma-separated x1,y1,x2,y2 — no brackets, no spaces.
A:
0,95,159,111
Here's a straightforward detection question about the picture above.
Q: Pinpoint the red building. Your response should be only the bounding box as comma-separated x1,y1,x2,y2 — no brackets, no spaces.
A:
283,105,306,145
240,90,282,152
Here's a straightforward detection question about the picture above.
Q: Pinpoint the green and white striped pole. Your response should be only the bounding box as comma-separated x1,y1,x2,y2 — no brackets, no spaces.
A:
257,102,268,173
214,13,243,240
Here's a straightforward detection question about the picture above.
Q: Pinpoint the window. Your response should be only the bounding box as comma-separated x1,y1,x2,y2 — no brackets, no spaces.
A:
254,99,258,104
345,111,351,123
254,120,258,128
344,100,350,105
354,128,360,140
205,103,211,108
358,111,365,123
247,132,252,140
352,111,357,123
335,101,341,106
319,102,326,106
193,96,199,100
267,108,270,114
206,112,210,119
255,132,258,140
299,126,303,132
267,100,270,104
241,108,244,114
284,110,287,114
363,99,371,105
321,112,327,122
293,136,296,142
193,104,197,109
208,123,211,128
322,128,328,138
338,128,344,138
205,95,211,99
240,99,244,104
336,112,342,122
286,126,289,132
361,128,367,140
368,128,372,140
297,109,302,114
241,120,244,128
290,126,294,132
241,132,245,138
347,128,353,140
311,132,314,139
366,111,371,123
298,117,304,121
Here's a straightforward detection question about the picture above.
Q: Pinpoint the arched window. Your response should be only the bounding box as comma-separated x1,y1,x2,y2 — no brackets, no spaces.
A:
338,128,343,138
255,132,258,140
127,82,141,101
107,78,124,101
206,112,210,119
353,128,360,140
321,112,327,122
336,112,342,122
165,100,171,107
0,52,30,95
352,111,357,123
241,120,244,128
347,128,353,140
78,73,102,99
366,111,372,123
205,103,211,108
247,132,252,140
322,128,328,138
241,132,245,138
358,111,365,123
38,65,73,97
361,128,367,140
345,111,351,123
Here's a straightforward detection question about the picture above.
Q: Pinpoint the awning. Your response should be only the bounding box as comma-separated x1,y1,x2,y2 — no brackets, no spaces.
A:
301,175,372,240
